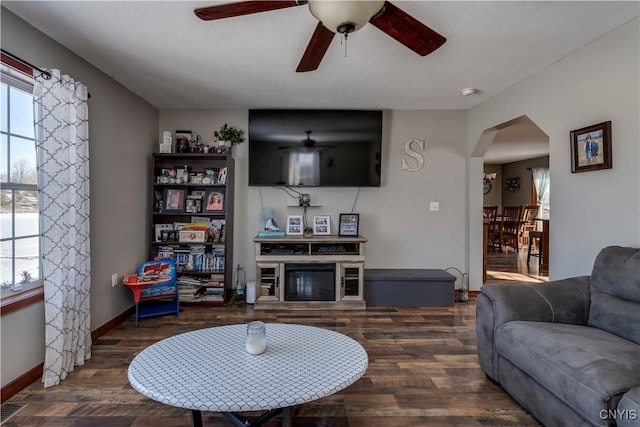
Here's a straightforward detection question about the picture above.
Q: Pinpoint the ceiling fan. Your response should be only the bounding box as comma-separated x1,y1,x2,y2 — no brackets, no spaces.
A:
194,0,446,72
278,131,336,150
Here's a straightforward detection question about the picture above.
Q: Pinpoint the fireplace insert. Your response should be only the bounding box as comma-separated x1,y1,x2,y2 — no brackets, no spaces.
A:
284,263,336,301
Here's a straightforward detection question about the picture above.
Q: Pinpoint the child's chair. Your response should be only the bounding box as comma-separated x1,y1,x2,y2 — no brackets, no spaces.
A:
133,259,179,327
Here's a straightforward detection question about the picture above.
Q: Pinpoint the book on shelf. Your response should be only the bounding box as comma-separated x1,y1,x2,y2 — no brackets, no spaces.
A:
179,293,201,302
204,287,224,296
257,230,285,237
200,294,224,303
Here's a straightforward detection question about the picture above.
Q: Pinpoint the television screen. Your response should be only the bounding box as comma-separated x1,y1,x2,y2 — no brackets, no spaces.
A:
248,109,382,187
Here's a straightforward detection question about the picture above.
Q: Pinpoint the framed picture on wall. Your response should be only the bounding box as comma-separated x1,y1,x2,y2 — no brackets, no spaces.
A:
312,215,331,235
338,213,359,237
570,121,612,173
286,215,303,236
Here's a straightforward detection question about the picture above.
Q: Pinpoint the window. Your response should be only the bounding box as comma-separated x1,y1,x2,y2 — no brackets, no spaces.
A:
539,182,550,219
1,72,41,296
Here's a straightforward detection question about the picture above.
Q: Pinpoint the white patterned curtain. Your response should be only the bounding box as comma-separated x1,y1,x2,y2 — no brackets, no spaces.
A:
531,167,550,205
34,69,91,388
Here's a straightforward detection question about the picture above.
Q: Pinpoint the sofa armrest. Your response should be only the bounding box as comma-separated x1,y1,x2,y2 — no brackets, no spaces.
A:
617,386,640,427
476,276,590,382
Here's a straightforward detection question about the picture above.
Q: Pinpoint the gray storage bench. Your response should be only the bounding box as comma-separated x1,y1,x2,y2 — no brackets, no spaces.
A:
364,269,456,307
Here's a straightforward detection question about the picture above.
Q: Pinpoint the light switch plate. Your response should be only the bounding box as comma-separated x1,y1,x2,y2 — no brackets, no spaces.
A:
429,202,440,212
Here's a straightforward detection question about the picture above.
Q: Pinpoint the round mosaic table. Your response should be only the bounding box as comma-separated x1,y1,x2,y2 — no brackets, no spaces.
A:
128,323,368,427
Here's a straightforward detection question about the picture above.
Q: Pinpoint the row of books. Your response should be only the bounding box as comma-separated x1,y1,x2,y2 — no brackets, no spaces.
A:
261,284,275,296
156,246,225,272
177,275,225,303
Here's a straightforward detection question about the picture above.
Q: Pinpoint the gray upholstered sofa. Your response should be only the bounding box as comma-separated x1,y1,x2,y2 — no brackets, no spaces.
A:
476,246,640,426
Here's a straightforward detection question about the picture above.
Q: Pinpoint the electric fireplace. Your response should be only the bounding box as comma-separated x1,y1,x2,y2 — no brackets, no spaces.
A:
284,263,336,301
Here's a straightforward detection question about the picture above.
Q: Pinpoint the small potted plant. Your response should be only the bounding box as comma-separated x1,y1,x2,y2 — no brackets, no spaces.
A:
214,123,244,147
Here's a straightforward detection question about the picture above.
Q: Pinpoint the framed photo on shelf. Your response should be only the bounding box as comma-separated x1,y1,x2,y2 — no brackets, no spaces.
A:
175,130,192,153
570,121,612,173
217,167,227,184
178,230,206,243
204,168,218,183
189,190,206,199
286,215,304,236
163,188,186,212
155,224,174,242
312,215,331,235
185,198,201,213
174,166,189,184
338,213,359,237
204,190,224,212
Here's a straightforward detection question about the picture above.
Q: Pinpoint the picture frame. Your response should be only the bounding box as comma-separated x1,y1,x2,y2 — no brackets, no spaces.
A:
286,215,304,236
570,121,612,173
163,188,186,212
217,167,227,184
174,166,186,183
312,215,331,235
338,213,360,237
175,130,192,153
155,223,174,242
189,190,206,199
178,230,206,243
204,168,219,182
204,190,224,212
185,198,200,213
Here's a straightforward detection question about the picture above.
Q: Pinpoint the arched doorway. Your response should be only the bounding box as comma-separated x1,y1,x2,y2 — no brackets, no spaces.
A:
473,116,550,284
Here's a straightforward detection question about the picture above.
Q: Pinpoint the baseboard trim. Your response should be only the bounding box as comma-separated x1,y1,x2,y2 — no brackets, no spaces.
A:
1,306,134,403
1,363,43,403
91,306,134,342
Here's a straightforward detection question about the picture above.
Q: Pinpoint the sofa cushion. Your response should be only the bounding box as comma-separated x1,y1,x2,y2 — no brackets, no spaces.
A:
588,246,640,344
496,321,640,426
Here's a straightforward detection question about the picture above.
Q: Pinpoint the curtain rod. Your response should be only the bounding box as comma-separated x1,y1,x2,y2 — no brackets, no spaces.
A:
1,48,52,80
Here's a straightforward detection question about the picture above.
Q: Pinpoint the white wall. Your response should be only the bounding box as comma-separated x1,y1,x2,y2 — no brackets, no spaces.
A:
1,8,158,388
468,18,640,286
483,164,502,209
160,110,468,282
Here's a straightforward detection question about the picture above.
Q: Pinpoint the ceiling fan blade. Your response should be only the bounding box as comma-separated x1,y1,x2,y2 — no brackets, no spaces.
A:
194,1,302,21
370,1,446,56
296,22,335,72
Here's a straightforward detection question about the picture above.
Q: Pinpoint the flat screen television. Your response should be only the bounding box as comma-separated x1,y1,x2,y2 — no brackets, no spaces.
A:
248,109,382,187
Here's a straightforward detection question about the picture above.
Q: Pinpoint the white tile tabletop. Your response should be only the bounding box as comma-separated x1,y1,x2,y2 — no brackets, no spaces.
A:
128,323,368,412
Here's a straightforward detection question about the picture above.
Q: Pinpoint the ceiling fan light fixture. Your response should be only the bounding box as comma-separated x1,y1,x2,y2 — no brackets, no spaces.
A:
308,0,385,34
337,23,356,35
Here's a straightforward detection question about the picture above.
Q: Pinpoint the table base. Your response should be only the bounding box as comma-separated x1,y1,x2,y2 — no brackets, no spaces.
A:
191,407,291,427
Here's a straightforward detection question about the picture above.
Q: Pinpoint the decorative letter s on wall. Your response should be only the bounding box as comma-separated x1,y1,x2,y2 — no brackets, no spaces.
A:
401,139,425,172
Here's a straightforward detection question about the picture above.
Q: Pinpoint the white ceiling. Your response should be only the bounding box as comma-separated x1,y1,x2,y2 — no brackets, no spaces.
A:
3,1,638,162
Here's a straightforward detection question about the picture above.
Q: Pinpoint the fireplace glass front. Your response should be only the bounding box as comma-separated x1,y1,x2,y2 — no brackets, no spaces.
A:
285,263,336,301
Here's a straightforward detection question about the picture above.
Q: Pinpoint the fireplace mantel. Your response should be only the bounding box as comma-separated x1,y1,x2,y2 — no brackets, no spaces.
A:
253,235,367,310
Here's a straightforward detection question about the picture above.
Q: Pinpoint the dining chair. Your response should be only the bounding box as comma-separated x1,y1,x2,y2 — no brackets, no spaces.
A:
498,205,522,252
519,205,539,248
483,205,498,248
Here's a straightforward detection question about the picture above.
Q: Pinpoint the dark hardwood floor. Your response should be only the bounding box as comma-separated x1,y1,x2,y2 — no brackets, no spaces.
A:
485,246,548,285
2,302,541,427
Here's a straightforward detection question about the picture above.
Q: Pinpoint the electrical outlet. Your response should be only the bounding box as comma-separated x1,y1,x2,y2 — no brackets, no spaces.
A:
111,273,118,287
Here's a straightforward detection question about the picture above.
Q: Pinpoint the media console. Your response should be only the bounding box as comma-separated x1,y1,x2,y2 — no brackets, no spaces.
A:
253,235,367,310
